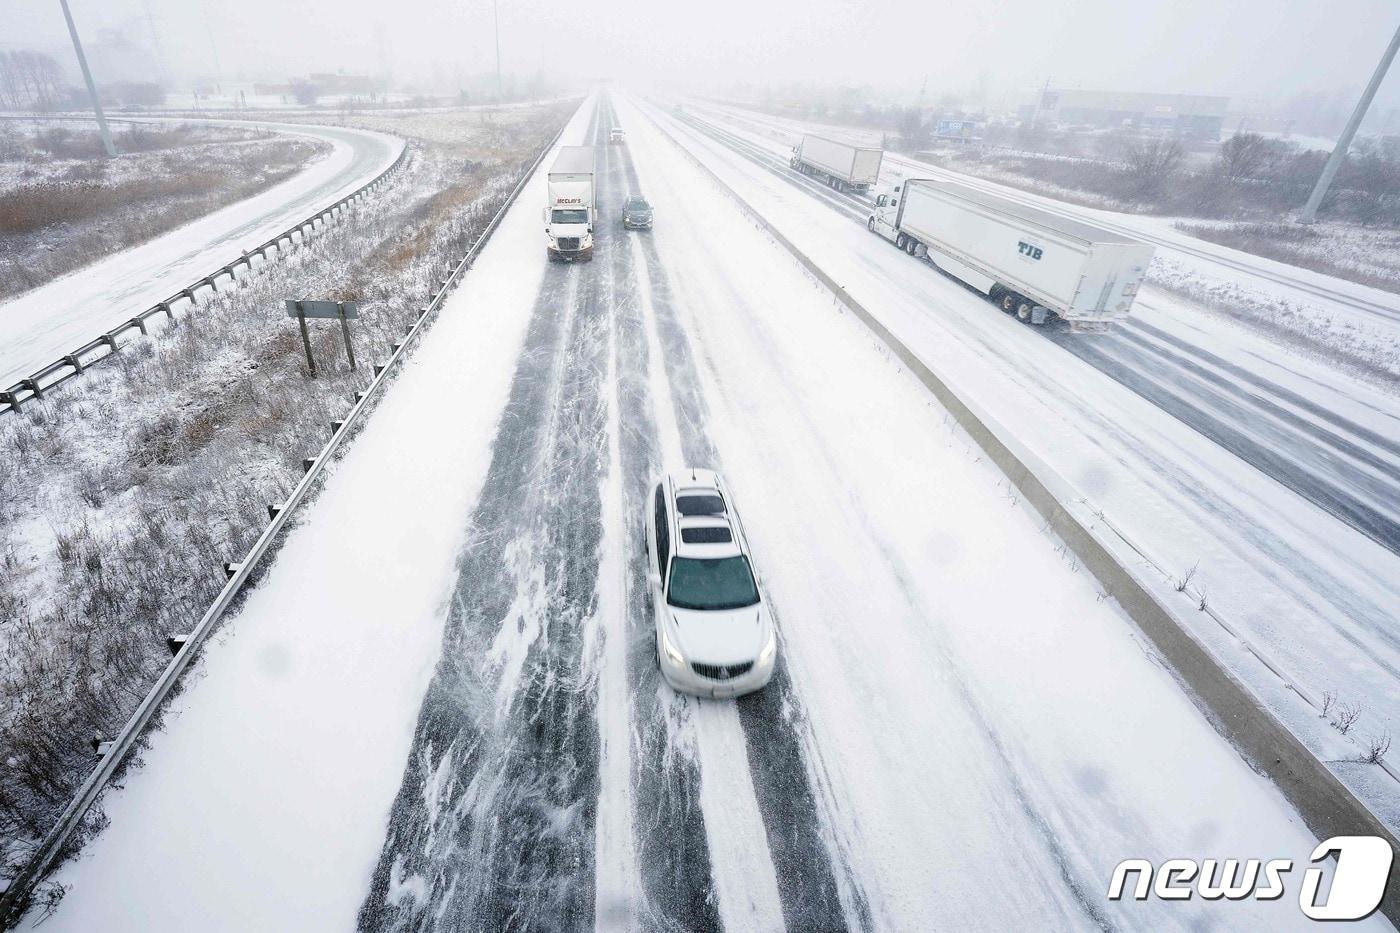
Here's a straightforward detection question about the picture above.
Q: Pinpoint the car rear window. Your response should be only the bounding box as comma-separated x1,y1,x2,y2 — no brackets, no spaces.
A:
680,526,732,544
676,493,724,516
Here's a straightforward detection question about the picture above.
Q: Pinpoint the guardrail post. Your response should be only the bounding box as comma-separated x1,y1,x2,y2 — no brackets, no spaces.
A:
158,301,173,320
20,378,42,400
330,419,345,434
63,354,83,373
166,634,188,656
302,457,315,473
131,317,147,336
222,562,242,579
267,504,281,520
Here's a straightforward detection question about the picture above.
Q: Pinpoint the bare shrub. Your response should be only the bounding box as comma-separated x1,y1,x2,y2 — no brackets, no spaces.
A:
1120,137,1185,199
1174,561,1198,592
1360,732,1392,765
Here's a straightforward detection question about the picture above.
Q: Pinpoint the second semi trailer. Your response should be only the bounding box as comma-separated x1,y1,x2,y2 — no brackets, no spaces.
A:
869,178,1154,332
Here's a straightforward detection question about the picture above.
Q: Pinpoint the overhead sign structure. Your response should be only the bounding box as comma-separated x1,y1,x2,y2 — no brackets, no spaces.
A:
285,300,359,376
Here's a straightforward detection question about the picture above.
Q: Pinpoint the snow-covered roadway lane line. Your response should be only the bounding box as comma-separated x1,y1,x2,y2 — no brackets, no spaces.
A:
0,119,403,387
589,201,641,933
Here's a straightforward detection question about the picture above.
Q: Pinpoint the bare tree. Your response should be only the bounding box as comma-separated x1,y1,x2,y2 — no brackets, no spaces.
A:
0,50,68,111
1215,132,1284,181
1120,136,1185,199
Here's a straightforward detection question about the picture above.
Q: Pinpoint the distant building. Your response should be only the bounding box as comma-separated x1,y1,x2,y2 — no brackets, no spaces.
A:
1034,89,1229,140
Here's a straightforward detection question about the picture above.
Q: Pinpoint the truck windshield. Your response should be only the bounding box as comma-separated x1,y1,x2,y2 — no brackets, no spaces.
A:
667,556,760,611
552,209,588,224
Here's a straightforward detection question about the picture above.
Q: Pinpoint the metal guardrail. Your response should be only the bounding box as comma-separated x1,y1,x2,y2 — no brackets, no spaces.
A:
0,139,410,416
0,123,565,924
641,99,1400,924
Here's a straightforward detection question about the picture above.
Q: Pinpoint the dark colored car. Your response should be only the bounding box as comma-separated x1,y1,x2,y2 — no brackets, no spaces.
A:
622,195,653,230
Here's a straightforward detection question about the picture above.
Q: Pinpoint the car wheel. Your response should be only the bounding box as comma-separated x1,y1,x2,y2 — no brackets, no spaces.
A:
867,217,876,233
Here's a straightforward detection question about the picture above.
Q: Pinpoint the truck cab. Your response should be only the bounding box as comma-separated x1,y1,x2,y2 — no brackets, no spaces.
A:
868,186,903,245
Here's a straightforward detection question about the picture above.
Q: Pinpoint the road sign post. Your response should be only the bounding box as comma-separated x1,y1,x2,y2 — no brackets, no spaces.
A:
337,303,357,370
285,300,359,376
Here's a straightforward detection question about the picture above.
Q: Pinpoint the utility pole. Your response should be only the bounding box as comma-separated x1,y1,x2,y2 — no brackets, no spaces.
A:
493,0,503,103
1299,20,1400,224
58,0,115,157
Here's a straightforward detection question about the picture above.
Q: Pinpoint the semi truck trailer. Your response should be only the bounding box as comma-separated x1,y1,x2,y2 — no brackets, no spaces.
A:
790,135,883,193
545,146,595,262
869,178,1154,332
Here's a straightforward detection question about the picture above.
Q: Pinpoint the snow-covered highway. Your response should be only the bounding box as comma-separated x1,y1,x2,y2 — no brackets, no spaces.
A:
18,93,1382,932
660,100,1400,802
0,119,403,387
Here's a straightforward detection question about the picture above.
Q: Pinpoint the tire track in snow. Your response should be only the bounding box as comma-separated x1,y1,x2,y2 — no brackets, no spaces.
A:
615,101,868,932
358,106,609,933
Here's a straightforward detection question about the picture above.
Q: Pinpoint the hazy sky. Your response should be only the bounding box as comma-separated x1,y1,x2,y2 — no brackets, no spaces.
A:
6,0,1399,114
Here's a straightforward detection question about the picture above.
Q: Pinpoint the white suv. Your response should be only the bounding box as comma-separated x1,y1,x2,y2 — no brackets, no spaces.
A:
645,469,777,698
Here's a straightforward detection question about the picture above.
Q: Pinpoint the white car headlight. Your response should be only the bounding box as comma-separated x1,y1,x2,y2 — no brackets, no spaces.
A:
661,629,686,666
757,631,777,666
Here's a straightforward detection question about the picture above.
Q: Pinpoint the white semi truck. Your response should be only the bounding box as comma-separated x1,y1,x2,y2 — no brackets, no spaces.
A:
869,178,1154,332
790,135,883,193
545,146,595,262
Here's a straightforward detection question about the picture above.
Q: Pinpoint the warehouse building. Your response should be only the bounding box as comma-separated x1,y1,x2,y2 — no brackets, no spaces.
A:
1034,89,1230,140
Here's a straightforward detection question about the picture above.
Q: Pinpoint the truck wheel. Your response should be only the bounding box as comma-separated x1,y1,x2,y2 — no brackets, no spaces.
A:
896,233,908,251
905,239,919,256
1000,292,1017,313
1016,301,1034,322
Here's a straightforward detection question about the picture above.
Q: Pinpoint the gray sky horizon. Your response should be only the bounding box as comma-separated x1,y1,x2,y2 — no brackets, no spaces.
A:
5,0,1399,121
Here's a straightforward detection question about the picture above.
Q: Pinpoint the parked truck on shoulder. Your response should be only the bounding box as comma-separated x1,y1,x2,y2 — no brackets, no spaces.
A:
790,135,883,193
868,178,1154,332
545,147,595,262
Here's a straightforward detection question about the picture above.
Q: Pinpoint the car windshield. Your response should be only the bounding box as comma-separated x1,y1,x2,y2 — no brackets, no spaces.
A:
626,199,649,211
667,556,760,611
552,209,588,224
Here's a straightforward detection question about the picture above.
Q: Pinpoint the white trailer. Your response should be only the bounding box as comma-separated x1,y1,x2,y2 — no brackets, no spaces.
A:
791,135,883,193
545,146,595,262
869,178,1153,332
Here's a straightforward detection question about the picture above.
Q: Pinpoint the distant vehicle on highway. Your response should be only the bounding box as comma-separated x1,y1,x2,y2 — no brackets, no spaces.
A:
609,127,627,144
791,134,883,193
869,178,1154,332
645,469,777,698
545,146,595,262
622,194,653,230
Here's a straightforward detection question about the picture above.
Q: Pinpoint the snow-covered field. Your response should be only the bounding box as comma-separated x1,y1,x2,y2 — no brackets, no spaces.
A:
0,120,328,301
16,92,1382,932
651,100,1400,827
0,118,402,388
